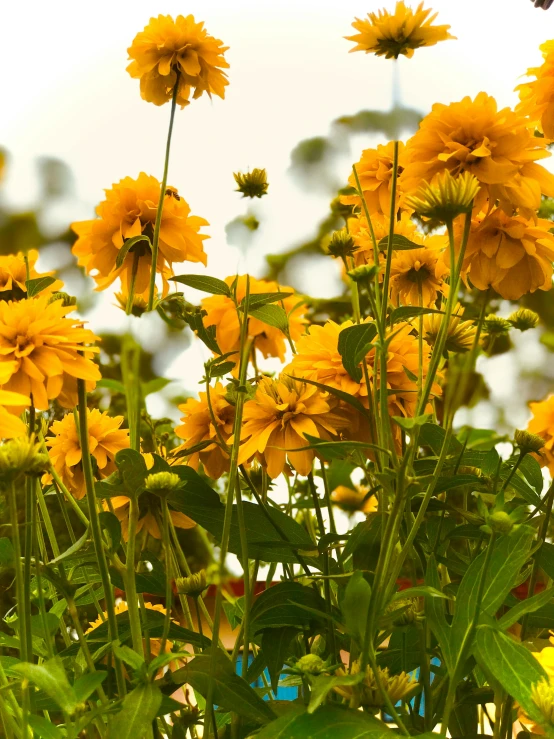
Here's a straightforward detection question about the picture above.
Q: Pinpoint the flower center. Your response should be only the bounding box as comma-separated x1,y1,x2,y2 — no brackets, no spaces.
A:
406,262,431,283
15,335,35,358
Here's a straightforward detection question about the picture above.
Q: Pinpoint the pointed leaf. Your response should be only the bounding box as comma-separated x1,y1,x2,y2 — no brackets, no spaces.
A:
171,274,230,295
110,682,162,739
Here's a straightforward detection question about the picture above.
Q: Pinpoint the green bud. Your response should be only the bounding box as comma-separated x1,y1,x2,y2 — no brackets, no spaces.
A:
233,168,268,199
487,511,514,535
175,570,208,598
295,654,326,675
144,471,181,497
514,429,545,455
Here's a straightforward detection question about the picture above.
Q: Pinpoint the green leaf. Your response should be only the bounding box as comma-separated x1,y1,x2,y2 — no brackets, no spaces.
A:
390,306,440,324
291,376,370,418
538,542,554,581
50,527,89,564
28,715,64,739
300,435,390,461
519,455,545,496
110,682,162,739
261,627,298,692
450,526,535,663
97,378,126,394
171,648,275,724
338,323,377,383
255,704,393,738
308,674,363,714
340,513,385,565
475,626,548,730
497,586,554,630
182,308,222,355
99,511,121,553
142,377,171,397
340,571,370,646
112,641,145,671
419,423,463,456
13,658,78,715
392,414,431,431
425,555,455,673
171,274,230,295
241,292,293,310
26,276,57,297
115,234,150,269
0,537,14,565
378,234,422,251
115,449,148,496
250,304,290,333
73,671,108,703
250,582,328,633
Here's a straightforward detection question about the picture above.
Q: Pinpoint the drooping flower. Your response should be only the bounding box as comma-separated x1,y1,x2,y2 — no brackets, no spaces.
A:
0,436,49,481
331,484,378,515
389,243,449,306
201,276,308,368
71,173,209,298
345,2,454,60
237,376,342,479
233,169,269,199
0,250,63,301
0,295,100,411
43,409,129,499
334,661,417,708
127,14,229,107
423,304,476,353
461,209,554,300
174,382,234,479
527,395,554,474
516,41,554,140
401,93,554,217
109,454,195,540
405,170,480,222
340,142,407,216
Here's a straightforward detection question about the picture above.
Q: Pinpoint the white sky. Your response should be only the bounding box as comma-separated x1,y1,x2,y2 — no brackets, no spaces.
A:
1,0,553,417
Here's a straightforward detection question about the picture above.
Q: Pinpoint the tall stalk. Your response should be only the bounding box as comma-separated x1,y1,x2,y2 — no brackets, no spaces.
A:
147,72,181,311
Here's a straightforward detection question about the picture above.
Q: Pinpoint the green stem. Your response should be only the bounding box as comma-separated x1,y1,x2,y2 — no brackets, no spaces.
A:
160,501,173,655
233,471,251,678
22,479,34,666
67,596,108,704
125,249,141,315
125,497,144,658
77,379,126,697
380,140,399,328
147,71,180,312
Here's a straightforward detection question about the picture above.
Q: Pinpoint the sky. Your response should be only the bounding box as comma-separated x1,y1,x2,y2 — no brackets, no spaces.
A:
1,0,553,421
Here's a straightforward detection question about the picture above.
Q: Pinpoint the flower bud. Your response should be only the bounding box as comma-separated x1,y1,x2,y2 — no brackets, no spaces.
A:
233,168,268,199
295,654,326,675
175,570,208,598
486,510,514,535
0,437,49,482
483,315,511,335
326,228,358,260
532,677,554,726
347,264,379,283
145,471,181,497
508,308,540,332
514,429,545,455
405,170,479,222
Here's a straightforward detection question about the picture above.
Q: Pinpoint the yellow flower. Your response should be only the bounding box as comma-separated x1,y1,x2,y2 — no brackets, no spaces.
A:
71,173,209,297
0,295,100,411
43,409,129,499
341,142,407,216
237,376,342,479
334,661,417,708
517,41,554,140
0,390,31,439
109,454,195,540
0,250,63,300
527,395,554,475
389,243,449,307
405,170,480,222
348,211,418,268
127,14,229,107
423,304,476,353
331,484,378,515
234,169,269,199
174,382,234,479
202,276,308,368
345,2,454,59
462,209,554,300
401,92,554,217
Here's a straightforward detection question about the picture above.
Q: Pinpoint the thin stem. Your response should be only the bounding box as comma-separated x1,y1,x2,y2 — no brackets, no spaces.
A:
234,471,251,679
125,497,144,658
126,249,140,315
380,140,399,329
160,501,173,655
147,71,181,311
77,379,126,696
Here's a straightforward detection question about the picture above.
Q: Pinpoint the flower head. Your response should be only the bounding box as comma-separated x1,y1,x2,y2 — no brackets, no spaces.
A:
515,428,545,455
405,170,480,221
462,209,554,300
346,2,454,60
237,375,342,479
402,92,554,217
0,250,62,301
348,211,418,268
43,409,129,499
233,169,268,199
509,308,540,332
326,228,358,261
389,243,449,307
334,661,417,708
517,41,554,140
127,14,229,107
532,677,554,727
176,570,208,598
145,471,182,497
0,436,48,482
0,295,100,411
202,276,308,368
174,382,234,479
527,395,554,474
331,484,377,515
341,142,407,216
71,173,209,297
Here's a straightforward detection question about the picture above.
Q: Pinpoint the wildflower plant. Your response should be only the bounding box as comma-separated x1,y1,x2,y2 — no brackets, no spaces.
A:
5,6,554,739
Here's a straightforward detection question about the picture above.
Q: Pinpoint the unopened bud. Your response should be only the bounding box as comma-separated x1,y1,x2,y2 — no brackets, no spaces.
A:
514,429,545,455
145,471,181,497
508,308,540,332
175,570,208,598
233,168,268,199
